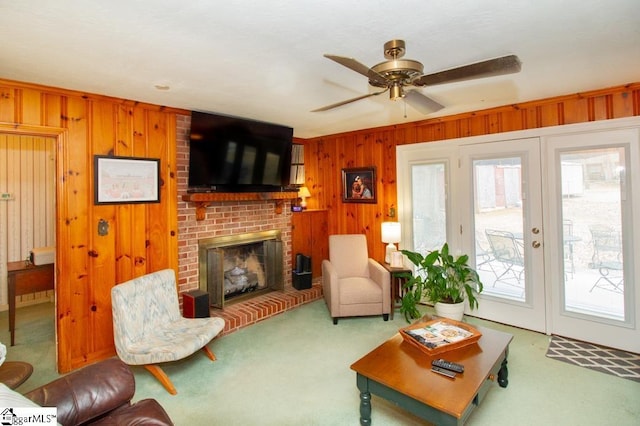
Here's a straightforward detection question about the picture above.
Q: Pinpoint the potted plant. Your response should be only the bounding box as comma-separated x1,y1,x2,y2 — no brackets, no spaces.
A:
399,242,483,322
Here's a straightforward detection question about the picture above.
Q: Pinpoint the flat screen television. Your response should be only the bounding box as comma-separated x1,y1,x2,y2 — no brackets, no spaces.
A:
187,111,293,192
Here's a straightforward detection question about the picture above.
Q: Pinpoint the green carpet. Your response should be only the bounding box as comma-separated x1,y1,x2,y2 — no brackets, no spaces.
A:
4,301,640,425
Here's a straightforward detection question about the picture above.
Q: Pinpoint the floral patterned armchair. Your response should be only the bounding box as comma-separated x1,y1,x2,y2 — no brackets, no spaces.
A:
111,269,225,395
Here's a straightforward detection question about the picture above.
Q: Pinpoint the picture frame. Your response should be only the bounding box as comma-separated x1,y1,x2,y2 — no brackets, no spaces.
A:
94,155,161,204
342,167,377,203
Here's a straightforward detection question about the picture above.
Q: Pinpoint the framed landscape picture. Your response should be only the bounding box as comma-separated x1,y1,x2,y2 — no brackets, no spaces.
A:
342,167,377,204
94,155,160,204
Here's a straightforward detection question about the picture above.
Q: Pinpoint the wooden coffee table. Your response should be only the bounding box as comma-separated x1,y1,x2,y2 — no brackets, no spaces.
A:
350,324,513,425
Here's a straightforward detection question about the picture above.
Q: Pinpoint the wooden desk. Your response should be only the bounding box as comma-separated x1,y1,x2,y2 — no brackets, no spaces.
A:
351,325,512,425
7,261,54,346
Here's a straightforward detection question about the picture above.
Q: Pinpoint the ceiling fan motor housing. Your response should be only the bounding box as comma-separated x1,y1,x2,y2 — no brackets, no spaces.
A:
369,40,425,93
383,39,406,59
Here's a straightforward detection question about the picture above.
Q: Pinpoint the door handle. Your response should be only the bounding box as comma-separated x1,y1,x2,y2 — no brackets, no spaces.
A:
532,241,541,248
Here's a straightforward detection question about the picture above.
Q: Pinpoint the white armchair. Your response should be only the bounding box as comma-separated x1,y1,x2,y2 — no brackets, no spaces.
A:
111,269,225,395
322,234,391,324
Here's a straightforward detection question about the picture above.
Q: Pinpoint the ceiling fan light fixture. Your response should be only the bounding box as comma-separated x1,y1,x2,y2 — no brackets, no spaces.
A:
390,84,404,100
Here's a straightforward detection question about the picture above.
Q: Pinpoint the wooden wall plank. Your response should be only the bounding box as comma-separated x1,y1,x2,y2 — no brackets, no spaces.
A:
161,111,178,276
563,96,590,124
592,95,610,121
131,108,150,278
611,90,634,117
43,94,62,128
20,89,42,125
61,96,92,370
90,100,118,354
500,107,525,133
146,109,175,273
115,106,135,279
0,87,15,123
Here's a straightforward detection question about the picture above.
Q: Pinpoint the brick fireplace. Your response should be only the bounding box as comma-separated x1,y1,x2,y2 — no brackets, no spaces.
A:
176,115,322,335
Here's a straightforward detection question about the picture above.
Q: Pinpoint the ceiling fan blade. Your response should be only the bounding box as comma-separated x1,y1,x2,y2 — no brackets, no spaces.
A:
324,54,388,86
404,90,445,114
414,55,521,87
311,88,389,112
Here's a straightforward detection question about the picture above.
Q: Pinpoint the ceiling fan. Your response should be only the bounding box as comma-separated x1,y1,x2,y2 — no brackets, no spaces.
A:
312,39,521,114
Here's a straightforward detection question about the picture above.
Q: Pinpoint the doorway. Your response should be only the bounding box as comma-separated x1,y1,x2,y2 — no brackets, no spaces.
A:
397,120,640,353
0,134,56,306
0,124,62,363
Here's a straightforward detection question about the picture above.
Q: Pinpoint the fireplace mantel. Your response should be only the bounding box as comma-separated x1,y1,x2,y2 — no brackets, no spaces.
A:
182,191,298,220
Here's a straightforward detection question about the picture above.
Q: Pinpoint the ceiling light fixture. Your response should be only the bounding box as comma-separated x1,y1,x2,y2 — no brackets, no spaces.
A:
390,84,404,101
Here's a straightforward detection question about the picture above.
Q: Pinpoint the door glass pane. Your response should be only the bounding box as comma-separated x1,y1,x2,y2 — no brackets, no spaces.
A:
411,163,446,254
560,147,625,321
473,157,527,302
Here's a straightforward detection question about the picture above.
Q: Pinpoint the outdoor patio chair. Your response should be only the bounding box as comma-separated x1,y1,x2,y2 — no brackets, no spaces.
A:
563,219,576,279
589,225,623,293
475,237,500,276
485,229,525,291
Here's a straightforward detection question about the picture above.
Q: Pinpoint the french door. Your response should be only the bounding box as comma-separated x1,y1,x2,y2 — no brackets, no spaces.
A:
459,138,546,332
397,122,640,353
543,130,639,352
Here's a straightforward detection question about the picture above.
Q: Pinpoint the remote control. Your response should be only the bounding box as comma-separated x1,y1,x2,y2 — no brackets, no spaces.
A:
432,359,465,373
431,366,456,378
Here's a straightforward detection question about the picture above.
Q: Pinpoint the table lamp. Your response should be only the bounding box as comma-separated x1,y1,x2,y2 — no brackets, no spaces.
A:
298,186,311,209
381,222,401,264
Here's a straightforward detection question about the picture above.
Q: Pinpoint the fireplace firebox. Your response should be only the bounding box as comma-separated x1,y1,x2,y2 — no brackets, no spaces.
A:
198,230,283,308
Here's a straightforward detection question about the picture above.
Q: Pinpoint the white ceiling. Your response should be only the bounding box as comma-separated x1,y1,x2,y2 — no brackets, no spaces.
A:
1,0,639,138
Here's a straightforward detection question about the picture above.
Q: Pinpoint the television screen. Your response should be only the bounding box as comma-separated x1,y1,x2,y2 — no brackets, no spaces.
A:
188,111,293,192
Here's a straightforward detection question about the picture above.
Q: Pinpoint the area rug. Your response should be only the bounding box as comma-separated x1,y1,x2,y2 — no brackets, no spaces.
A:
546,335,640,383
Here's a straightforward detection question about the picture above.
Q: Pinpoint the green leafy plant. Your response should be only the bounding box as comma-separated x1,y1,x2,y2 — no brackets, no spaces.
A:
399,242,483,322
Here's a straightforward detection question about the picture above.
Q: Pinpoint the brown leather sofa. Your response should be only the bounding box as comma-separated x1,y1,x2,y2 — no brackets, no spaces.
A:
24,358,173,425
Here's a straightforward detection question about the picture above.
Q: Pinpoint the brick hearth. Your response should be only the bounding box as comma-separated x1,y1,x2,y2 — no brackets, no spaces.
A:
215,283,322,335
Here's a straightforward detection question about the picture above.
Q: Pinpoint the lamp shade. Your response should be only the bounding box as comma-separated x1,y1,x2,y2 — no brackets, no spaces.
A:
381,222,401,244
381,222,401,264
298,186,311,209
298,186,311,199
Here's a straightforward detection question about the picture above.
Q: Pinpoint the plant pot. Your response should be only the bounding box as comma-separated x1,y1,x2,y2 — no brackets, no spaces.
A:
434,301,465,321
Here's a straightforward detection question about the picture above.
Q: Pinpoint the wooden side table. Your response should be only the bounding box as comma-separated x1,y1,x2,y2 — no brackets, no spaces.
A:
380,262,412,320
7,261,55,346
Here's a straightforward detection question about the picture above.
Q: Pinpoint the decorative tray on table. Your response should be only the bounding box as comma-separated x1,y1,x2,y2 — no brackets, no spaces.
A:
399,318,482,356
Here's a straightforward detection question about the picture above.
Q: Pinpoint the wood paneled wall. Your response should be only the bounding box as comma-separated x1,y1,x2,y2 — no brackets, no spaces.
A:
1,76,638,373
301,83,640,263
0,79,183,372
